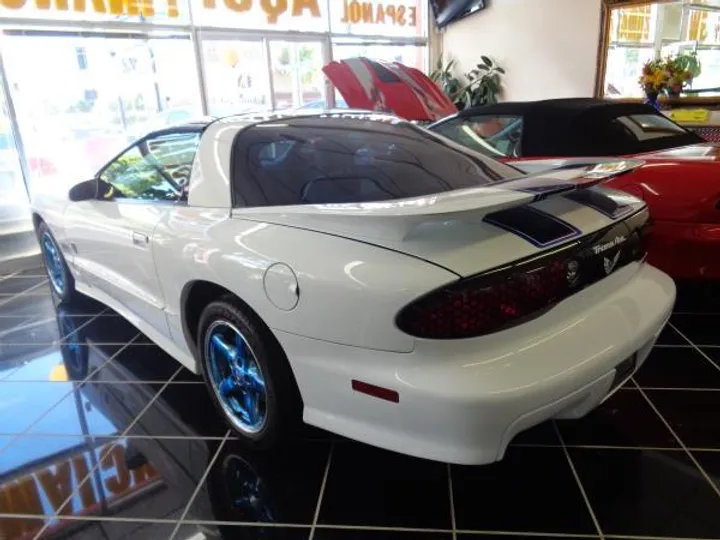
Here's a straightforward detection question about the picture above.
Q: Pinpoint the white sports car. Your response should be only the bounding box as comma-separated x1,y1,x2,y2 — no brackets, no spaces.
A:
31,111,676,464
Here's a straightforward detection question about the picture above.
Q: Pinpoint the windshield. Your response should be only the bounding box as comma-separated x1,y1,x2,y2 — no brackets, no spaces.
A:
432,115,523,158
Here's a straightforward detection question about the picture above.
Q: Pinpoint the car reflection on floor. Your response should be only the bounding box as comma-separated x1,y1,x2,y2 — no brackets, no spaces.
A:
0,299,297,540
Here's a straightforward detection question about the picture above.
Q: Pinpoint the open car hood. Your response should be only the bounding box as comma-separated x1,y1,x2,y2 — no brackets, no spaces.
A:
322,57,457,122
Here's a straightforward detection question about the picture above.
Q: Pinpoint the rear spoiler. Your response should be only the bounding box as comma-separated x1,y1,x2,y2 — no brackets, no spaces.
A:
235,159,645,242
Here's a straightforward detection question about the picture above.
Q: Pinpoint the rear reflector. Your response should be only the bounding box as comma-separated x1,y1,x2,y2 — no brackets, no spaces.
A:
351,380,399,403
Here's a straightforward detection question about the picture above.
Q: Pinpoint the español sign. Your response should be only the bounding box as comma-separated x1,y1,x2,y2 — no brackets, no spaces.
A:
0,0,420,27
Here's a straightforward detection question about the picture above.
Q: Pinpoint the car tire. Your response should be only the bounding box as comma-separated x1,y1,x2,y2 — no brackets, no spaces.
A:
37,221,77,304
198,295,300,449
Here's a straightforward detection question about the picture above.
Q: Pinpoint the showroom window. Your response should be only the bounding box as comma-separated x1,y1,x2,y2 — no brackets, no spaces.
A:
0,0,430,199
602,0,720,98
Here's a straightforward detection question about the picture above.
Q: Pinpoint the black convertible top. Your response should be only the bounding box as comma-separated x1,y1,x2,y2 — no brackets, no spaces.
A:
435,98,703,156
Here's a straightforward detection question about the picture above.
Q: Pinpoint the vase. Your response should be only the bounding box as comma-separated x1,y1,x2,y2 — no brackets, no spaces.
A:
644,91,661,111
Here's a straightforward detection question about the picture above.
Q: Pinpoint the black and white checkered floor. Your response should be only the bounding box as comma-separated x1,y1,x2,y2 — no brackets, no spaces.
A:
1,266,719,540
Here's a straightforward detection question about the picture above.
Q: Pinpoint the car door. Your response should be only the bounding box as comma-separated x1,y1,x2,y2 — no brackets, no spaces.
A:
64,130,201,337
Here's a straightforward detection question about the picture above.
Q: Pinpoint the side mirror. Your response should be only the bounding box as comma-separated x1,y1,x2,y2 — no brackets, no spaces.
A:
68,179,98,202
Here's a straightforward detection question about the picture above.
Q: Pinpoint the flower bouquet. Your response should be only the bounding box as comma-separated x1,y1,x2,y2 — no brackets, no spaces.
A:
639,52,701,109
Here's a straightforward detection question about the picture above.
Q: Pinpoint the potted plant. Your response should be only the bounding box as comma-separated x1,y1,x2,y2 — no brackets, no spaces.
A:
431,55,505,110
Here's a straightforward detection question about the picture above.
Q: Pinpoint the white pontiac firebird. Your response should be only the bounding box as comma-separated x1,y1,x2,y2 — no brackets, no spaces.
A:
31,111,676,465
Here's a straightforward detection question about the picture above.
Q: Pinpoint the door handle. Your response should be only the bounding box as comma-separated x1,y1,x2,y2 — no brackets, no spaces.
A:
132,232,149,248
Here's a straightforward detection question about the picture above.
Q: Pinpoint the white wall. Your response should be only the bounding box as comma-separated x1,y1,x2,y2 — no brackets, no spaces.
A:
441,0,602,102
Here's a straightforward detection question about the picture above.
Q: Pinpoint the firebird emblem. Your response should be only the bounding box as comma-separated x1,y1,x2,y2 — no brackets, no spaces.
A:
603,251,622,275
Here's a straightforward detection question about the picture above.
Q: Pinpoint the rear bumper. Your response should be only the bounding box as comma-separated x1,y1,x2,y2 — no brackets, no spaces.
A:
278,262,675,464
647,221,720,279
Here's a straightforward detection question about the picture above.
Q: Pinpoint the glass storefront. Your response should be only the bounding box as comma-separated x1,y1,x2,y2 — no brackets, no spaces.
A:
602,0,720,98
0,0,430,246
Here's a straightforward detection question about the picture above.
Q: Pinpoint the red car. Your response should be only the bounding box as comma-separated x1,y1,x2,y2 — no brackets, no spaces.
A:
323,58,720,279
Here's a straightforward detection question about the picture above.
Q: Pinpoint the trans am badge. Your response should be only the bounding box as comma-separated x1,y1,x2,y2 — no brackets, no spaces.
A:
592,235,627,255
603,250,622,275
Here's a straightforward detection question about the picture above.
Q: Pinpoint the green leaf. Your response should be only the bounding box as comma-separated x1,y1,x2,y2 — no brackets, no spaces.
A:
481,55,493,67
496,67,506,74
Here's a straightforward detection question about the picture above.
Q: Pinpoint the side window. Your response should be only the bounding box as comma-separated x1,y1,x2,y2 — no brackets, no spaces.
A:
99,132,200,202
434,115,523,158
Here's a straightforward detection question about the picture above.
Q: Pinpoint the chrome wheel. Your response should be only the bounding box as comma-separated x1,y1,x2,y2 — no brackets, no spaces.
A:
42,231,65,296
205,320,267,434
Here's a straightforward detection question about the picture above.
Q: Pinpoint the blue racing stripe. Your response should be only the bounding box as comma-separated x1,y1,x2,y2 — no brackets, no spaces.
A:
565,190,634,220
483,206,581,248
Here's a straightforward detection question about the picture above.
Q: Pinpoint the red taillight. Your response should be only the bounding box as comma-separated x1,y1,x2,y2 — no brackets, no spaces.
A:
396,255,571,340
396,211,648,340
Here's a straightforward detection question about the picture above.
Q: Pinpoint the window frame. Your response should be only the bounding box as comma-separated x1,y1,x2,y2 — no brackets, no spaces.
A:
94,125,206,206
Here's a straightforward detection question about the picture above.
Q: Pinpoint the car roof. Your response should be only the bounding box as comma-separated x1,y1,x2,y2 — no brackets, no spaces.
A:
146,109,396,139
443,98,702,156
453,98,652,118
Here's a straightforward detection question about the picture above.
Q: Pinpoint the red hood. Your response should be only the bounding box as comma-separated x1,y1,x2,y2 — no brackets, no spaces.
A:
637,142,720,162
322,57,458,122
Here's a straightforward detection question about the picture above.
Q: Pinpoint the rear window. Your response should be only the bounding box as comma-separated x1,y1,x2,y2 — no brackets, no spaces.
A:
612,114,690,142
231,119,517,207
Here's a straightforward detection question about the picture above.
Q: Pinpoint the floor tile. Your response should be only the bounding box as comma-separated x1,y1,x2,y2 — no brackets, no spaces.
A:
7,266,47,279
569,448,720,537
557,389,678,448
635,346,720,389
130,380,230,437
645,390,720,449
0,380,72,436
184,439,330,525
670,314,720,346
0,276,48,295
2,342,126,383
106,343,200,384
85,519,180,540
0,516,180,539
0,438,149,518
66,313,140,344
0,314,45,334
174,523,310,539
509,420,560,446
693,450,720,493
0,292,58,319
318,443,451,529
674,281,720,313
314,530,451,539
457,532,600,540
451,447,596,534
700,347,720,371
18,374,165,437
0,317,61,345
655,324,686,345
0,434,100,477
